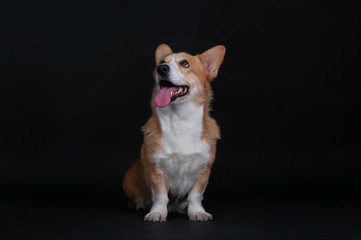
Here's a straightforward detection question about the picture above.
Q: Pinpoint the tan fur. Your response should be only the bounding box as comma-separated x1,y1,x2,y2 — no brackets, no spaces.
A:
123,44,225,217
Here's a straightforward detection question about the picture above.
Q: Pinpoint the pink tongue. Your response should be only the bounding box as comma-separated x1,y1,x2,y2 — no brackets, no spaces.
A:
154,86,179,108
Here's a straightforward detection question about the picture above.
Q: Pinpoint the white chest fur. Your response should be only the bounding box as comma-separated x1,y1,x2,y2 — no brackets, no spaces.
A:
154,102,210,197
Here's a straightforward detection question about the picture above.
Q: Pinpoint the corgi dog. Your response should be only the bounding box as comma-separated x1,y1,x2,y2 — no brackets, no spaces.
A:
122,44,225,222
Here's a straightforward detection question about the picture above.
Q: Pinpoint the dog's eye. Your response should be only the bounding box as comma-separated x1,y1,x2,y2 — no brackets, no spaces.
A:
160,60,165,64
180,60,189,68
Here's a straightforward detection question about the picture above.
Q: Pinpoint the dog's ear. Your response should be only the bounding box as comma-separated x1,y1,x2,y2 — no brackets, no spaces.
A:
155,44,172,66
200,45,226,80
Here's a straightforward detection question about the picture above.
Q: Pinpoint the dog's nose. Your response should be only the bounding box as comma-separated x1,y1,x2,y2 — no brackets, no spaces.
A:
157,64,170,76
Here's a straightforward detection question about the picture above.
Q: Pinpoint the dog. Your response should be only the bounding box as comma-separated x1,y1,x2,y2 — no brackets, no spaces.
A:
122,44,225,222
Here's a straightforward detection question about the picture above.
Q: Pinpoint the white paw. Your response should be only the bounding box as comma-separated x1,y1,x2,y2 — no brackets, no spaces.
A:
144,211,167,222
188,211,213,221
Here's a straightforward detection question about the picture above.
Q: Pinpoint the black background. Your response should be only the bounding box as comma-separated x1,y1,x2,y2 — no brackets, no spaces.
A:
1,0,361,239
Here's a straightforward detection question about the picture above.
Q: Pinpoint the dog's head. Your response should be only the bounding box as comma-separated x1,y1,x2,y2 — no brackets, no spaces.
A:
153,44,225,108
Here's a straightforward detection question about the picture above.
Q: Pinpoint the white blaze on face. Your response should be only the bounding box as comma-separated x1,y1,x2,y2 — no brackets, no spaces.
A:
156,54,187,86
167,55,187,86
154,54,190,108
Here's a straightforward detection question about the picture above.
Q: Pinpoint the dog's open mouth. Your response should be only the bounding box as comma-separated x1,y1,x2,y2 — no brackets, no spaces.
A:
154,80,189,108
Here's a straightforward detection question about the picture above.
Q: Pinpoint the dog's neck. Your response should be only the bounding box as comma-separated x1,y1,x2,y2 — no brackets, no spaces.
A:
156,100,204,121
155,101,205,152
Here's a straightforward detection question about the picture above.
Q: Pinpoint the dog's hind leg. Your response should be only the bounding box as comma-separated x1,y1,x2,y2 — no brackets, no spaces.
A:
122,158,151,210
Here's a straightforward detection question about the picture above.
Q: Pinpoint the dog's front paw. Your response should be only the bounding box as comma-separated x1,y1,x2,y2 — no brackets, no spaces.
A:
144,211,167,222
188,211,213,221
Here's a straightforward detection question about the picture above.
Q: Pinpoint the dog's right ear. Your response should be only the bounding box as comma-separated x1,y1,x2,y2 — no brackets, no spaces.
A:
200,45,226,81
155,44,172,66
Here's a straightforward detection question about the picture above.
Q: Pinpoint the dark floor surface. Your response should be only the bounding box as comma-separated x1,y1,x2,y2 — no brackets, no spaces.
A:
0,185,360,240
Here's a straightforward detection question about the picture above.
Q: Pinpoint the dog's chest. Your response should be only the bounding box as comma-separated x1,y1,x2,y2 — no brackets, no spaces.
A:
154,104,210,196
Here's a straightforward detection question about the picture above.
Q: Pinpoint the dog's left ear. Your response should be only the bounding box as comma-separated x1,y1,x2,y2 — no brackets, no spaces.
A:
200,45,226,81
155,44,172,66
